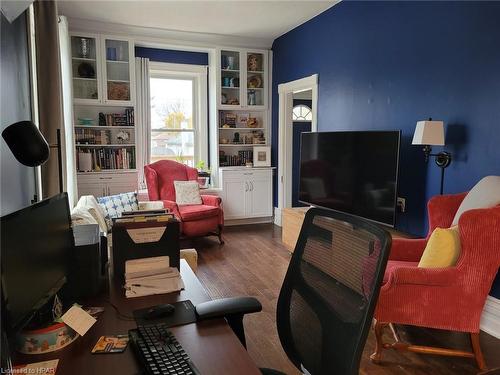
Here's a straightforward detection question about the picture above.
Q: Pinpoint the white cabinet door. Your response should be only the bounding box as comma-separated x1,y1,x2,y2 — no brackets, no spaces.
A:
101,36,135,105
78,182,107,198
248,173,272,217
223,179,247,219
70,33,102,105
107,182,136,196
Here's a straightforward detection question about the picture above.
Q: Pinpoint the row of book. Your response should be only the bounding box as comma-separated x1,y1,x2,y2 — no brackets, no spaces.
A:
98,108,134,126
75,129,111,145
219,151,253,167
78,147,136,171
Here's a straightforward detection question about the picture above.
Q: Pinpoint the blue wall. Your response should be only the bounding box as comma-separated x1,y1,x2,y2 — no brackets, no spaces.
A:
135,47,208,65
272,1,500,297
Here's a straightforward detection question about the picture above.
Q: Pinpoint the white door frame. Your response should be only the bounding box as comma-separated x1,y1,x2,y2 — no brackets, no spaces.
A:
275,74,318,226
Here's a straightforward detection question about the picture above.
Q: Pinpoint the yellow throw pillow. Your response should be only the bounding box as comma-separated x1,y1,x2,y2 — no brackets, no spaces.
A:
418,226,461,268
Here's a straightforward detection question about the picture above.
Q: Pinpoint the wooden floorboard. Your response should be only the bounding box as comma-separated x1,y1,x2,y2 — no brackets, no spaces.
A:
183,223,500,375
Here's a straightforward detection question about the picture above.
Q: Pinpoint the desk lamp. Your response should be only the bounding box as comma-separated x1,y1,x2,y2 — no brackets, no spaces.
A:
412,119,452,195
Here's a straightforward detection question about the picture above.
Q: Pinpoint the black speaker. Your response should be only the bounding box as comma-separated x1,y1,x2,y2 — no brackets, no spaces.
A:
1,121,50,167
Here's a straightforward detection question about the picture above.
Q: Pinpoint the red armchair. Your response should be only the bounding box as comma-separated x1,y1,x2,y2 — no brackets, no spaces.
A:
371,193,500,369
144,160,224,243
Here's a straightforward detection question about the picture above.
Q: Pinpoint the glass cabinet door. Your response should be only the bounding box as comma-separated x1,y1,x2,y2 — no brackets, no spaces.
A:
246,52,264,107
71,35,100,102
220,50,241,107
104,38,131,102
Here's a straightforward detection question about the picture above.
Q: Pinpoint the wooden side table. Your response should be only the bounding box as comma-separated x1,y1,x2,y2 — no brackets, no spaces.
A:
282,207,412,252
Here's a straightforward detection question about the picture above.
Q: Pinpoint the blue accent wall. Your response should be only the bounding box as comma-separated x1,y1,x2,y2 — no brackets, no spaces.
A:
135,47,208,65
272,1,500,297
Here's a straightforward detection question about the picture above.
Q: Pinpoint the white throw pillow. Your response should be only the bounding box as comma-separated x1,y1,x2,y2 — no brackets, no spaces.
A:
174,181,202,205
76,195,109,233
71,207,98,226
451,175,500,226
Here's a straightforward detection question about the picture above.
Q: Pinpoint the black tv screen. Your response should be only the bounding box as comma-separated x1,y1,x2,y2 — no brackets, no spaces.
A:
1,193,73,332
299,131,400,226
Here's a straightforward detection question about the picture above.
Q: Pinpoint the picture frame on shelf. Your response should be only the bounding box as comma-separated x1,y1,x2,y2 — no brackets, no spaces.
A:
237,113,249,127
253,146,271,167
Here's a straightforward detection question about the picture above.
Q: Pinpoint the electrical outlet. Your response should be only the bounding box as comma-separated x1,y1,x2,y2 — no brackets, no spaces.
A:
397,197,406,213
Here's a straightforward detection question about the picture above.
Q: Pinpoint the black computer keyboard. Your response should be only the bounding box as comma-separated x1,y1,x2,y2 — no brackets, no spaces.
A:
129,324,201,375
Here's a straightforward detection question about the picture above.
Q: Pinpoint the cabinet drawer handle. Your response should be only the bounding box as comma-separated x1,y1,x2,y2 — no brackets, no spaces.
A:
99,177,112,180
243,173,253,176
245,182,248,192
250,181,254,191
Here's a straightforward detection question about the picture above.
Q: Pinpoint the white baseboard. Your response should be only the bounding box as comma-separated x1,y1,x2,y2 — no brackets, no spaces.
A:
480,295,500,339
274,207,282,226
224,217,273,226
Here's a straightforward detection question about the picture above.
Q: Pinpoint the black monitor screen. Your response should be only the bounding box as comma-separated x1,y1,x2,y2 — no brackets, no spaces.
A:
1,193,73,332
299,131,400,226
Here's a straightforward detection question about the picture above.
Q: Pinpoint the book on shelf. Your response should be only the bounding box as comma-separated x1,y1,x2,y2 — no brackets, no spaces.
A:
100,108,134,126
78,147,136,172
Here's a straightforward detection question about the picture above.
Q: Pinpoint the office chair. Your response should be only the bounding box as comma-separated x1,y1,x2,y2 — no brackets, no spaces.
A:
196,208,391,375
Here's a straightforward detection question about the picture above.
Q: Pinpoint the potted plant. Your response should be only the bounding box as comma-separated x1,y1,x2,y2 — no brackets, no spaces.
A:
196,160,211,188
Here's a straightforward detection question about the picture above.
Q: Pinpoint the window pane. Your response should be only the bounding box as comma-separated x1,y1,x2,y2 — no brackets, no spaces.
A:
151,131,194,167
150,76,195,166
150,78,193,130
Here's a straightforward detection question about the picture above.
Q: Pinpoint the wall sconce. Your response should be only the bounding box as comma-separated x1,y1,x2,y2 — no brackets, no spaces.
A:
412,119,452,195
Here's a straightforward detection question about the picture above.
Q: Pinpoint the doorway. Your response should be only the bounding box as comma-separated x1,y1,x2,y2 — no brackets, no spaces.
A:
291,90,313,207
276,74,318,226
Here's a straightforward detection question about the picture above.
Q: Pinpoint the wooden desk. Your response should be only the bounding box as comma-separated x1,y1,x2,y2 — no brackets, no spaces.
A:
14,261,261,375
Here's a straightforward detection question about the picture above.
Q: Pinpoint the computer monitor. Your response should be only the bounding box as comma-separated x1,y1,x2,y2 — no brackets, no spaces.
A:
1,193,73,333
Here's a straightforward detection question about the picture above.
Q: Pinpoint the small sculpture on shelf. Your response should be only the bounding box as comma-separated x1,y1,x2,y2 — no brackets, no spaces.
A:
247,117,258,128
116,130,130,144
247,54,260,71
233,132,240,144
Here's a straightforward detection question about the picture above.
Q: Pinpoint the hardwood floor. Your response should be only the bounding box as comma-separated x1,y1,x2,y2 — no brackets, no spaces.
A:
184,224,500,375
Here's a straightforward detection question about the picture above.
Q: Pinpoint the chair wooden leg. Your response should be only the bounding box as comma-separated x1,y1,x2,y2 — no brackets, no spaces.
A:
470,333,487,370
217,225,224,245
370,320,387,364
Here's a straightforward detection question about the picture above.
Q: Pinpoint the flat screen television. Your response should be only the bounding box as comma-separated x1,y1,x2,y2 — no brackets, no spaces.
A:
299,130,401,226
1,193,73,333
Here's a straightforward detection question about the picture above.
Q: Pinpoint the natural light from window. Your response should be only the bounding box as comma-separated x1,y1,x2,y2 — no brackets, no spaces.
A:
292,104,312,121
150,77,195,166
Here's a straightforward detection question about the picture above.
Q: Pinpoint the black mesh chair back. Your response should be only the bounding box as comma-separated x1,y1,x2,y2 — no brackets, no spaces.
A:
276,208,391,375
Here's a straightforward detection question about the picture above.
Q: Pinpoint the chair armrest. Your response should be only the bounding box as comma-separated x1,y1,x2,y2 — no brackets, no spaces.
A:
384,266,459,288
201,194,222,207
138,201,165,210
196,297,262,320
161,199,178,211
389,238,427,262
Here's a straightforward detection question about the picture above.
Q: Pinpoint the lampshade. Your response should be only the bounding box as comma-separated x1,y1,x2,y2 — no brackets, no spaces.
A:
412,120,445,146
1,121,50,167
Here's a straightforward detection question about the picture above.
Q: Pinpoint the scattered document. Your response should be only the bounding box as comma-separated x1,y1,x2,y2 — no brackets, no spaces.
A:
125,256,184,298
61,305,97,336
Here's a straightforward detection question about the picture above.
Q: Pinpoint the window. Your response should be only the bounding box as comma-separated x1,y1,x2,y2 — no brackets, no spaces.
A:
292,104,312,121
149,63,207,167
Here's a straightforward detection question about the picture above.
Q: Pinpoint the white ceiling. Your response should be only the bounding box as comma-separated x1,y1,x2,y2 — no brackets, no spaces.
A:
57,1,337,42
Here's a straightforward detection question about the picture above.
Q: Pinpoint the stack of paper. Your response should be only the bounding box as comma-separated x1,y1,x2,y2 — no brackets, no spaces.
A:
124,256,184,298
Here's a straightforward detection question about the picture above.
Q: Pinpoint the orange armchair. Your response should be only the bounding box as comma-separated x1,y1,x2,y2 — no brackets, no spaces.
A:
144,160,224,243
371,193,500,370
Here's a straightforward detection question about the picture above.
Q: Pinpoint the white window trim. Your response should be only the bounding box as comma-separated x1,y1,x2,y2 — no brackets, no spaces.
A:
149,62,208,165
